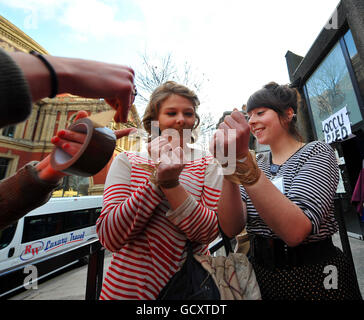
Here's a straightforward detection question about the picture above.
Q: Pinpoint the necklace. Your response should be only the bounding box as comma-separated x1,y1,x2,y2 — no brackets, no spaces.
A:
270,142,305,176
270,163,281,176
269,153,281,176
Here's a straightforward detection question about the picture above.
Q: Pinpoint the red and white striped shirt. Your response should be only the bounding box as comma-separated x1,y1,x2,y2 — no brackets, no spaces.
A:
96,149,222,300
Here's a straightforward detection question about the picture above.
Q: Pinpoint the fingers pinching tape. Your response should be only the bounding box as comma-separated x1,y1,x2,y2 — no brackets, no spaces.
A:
50,118,116,177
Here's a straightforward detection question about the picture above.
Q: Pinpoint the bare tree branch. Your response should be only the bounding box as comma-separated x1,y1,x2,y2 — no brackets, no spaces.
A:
134,52,214,149
135,52,207,110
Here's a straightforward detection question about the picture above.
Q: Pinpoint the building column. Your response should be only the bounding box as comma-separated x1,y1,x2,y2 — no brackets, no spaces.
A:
40,105,57,142
34,106,46,142
24,104,40,140
13,121,26,139
58,106,68,131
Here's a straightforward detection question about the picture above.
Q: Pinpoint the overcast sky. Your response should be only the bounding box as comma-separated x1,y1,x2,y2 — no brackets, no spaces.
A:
0,0,339,120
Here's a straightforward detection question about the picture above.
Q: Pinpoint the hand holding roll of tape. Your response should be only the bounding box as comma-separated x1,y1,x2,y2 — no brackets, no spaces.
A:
50,111,117,177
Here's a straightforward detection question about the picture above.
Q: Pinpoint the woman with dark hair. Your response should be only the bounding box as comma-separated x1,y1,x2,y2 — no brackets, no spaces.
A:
96,81,222,300
212,82,362,300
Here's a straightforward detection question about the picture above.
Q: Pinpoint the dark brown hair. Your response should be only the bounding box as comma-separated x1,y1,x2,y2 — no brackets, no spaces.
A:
246,81,303,141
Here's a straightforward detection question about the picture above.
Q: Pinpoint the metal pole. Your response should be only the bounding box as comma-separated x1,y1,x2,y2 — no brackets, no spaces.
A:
85,241,105,300
334,197,362,298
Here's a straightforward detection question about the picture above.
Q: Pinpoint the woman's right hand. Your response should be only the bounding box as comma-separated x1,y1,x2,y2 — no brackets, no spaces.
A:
209,108,250,162
53,57,135,123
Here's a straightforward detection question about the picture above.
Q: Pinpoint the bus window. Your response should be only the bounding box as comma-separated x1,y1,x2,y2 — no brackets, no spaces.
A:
64,210,93,232
22,213,64,243
0,222,17,250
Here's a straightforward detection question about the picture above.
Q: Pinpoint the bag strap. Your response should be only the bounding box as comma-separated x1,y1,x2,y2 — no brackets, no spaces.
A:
186,239,194,256
218,224,233,255
187,225,233,257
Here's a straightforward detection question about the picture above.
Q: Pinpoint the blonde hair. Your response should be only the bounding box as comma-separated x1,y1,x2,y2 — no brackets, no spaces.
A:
142,81,200,141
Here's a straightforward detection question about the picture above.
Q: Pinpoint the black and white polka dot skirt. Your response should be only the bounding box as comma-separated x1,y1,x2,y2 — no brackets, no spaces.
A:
250,247,362,300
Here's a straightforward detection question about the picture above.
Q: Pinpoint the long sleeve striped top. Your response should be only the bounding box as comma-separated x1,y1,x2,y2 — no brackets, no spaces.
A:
96,148,222,300
240,141,339,242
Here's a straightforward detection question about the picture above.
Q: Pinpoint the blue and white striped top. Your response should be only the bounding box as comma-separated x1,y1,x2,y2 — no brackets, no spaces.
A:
240,141,339,243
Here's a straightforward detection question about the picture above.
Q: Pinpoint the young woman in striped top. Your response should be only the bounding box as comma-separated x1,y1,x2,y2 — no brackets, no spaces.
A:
96,81,222,300
213,82,361,300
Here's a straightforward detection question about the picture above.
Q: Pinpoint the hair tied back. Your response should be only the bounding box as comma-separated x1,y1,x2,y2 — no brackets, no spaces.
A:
289,77,302,89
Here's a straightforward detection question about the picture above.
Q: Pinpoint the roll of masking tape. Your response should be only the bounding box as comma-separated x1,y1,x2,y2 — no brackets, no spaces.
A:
50,118,116,177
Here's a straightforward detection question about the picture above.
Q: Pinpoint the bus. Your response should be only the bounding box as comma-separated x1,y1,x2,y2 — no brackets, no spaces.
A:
0,196,103,297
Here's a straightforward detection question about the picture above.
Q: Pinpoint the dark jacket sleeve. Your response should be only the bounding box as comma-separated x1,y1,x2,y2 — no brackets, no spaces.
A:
0,48,32,128
0,162,62,230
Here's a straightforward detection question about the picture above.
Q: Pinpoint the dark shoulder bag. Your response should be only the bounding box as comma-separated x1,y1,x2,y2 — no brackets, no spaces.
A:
157,237,231,300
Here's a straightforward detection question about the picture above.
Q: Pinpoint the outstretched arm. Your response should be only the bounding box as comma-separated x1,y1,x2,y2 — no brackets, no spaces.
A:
6,49,135,124
0,111,136,231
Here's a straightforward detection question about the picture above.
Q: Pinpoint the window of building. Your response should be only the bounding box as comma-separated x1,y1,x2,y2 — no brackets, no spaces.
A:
304,31,363,141
52,175,90,197
0,157,10,180
68,113,77,125
343,30,364,99
2,125,15,138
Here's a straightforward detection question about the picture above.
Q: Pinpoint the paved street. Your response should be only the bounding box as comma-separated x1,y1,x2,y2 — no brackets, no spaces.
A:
8,251,113,300
332,232,364,298
8,232,364,300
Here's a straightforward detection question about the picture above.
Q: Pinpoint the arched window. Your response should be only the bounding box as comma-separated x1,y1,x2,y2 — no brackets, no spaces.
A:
2,125,15,138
